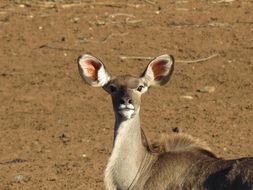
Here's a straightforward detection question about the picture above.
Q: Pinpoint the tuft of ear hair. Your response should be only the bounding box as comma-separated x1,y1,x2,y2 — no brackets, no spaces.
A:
141,54,174,87
77,54,111,87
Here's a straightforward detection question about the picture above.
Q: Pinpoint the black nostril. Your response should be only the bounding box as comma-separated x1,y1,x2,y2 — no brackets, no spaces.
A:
120,99,125,104
120,98,132,105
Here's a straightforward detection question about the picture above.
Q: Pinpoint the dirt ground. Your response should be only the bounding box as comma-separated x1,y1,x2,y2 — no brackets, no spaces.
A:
0,0,252,189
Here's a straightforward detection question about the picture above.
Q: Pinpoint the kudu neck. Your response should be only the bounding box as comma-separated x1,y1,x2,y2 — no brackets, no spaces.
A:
113,110,141,144
109,110,148,189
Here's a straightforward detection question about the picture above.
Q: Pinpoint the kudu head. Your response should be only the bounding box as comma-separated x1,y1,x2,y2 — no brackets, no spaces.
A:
77,54,174,120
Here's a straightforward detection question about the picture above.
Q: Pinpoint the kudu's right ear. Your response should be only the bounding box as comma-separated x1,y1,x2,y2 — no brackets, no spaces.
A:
77,54,111,87
141,54,174,87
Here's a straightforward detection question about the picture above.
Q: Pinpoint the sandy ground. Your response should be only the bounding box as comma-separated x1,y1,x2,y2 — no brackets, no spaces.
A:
0,0,252,189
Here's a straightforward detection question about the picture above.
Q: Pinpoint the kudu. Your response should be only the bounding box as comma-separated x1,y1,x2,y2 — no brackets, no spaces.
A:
77,54,253,190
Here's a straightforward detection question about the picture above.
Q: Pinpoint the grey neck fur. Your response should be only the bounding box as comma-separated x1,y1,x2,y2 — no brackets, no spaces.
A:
105,110,147,190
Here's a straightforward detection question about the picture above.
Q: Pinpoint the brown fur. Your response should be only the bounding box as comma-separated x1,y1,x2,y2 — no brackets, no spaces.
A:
134,132,253,190
151,133,215,154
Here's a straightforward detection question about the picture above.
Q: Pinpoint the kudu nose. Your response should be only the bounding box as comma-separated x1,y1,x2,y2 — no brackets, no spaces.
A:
120,97,133,105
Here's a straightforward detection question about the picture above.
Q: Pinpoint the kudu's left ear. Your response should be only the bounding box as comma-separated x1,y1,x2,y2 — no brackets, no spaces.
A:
77,54,111,87
141,54,174,87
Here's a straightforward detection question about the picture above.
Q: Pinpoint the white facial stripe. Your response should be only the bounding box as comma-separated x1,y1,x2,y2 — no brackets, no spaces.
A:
139,86,148,93
119,104,127,109
119,109,135,119
127,104,134,110
119,104,134,110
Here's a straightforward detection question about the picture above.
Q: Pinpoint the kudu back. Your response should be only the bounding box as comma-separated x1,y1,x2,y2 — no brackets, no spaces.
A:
77,54,253,190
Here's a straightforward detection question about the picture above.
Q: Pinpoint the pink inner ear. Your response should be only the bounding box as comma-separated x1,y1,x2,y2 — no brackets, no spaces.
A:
151,60,167,81
84,60,101,81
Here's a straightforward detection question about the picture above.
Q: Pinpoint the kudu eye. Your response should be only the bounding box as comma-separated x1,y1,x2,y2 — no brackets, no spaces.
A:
108,84,117,93
137,85,144,92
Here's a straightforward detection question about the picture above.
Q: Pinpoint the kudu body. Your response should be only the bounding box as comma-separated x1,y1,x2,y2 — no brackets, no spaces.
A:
77,54,253,190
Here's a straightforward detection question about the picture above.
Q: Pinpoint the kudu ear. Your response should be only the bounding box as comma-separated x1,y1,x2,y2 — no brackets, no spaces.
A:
77,54,111,87
141,54,174,87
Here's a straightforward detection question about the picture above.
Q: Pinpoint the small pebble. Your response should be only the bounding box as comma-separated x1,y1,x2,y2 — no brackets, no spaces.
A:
172,127,181,133
180,95,193,100
73,17,80,23
96,20,106,26
15,175,25,182
197,86,215,93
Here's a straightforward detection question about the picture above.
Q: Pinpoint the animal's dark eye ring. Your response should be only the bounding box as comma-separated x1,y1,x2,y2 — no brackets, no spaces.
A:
137,85,144,92
108,85,117,93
